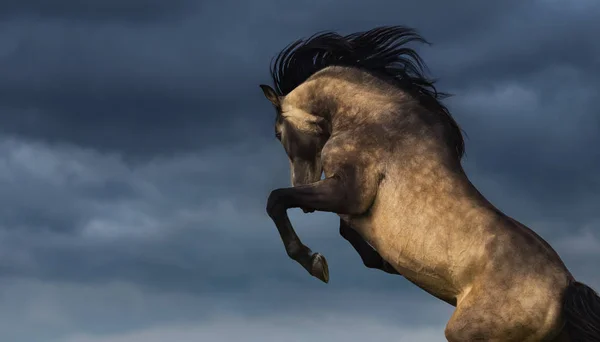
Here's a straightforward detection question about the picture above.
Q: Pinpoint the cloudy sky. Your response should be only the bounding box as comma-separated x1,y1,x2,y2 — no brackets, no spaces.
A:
0,0,599,341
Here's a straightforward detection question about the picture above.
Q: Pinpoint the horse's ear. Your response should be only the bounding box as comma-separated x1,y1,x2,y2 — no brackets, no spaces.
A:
259,84,280,107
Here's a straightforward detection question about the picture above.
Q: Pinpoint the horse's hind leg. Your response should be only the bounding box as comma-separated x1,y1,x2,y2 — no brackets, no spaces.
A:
444,285,563,342
445,304,536,342
339,219,399,275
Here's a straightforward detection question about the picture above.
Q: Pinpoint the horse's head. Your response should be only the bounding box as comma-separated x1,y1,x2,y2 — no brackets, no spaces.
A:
260,84,330,187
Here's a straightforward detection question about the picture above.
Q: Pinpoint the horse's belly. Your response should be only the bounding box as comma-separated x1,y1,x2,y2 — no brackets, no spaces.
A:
387,256,460,305
342,213,461,305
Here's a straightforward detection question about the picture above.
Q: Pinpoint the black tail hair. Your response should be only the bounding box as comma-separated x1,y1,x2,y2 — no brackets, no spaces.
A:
563,280,600,341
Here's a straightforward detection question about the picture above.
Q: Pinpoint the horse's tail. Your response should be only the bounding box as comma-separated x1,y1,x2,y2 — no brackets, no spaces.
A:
563,280,600,341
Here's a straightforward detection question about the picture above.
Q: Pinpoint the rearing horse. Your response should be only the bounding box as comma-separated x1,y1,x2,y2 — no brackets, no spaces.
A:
260,26,600,341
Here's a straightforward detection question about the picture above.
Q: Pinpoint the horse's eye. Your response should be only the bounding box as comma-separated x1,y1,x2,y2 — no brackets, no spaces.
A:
275,132,282,140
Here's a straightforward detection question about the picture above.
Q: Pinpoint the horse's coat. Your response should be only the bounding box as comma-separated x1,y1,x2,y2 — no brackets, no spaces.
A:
260,26,600,342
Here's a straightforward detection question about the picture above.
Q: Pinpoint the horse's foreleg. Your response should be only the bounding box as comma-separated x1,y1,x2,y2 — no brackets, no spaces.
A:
265,202,329,283
267,175,377,283
339,219,399,275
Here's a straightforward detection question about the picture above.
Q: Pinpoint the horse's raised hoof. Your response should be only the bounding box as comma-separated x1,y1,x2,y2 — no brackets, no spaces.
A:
310,253,329,283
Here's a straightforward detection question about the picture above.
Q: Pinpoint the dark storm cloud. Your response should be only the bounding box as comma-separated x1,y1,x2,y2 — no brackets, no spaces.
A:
0,1,599,340
0,12,270,156
0,137,408,296
0,275,451,342
2,0,597,158
0,0,196,22
451,71,600,217
0,0,597,284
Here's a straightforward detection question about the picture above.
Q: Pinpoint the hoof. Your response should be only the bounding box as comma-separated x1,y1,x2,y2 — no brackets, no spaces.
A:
310,253,329,283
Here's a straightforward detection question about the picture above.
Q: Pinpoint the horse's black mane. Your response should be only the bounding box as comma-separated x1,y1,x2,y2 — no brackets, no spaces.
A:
269,25,465,159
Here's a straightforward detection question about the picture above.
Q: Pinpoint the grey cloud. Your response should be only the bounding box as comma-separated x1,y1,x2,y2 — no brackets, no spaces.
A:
0,0,599,341
0,0,197,22
425,3,600,91
1,0,597,158
0,277,452,342
451,69,600,216
0,14,273,155
0,136,409,295
0,129,596,298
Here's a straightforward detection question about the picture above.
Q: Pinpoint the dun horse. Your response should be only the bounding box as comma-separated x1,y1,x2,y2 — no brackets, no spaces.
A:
260,26,600,341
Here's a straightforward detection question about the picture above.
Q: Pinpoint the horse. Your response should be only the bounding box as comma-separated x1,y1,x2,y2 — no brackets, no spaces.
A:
259,26,600,341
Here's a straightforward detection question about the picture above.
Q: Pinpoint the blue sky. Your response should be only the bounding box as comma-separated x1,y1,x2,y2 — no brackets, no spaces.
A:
0,0,599,341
